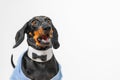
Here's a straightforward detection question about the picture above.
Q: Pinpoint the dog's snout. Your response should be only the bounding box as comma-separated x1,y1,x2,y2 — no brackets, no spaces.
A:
41,22,51,31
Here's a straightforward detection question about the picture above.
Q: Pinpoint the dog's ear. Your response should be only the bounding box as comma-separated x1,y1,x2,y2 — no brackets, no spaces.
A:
13,22,28,48
51,24,60,49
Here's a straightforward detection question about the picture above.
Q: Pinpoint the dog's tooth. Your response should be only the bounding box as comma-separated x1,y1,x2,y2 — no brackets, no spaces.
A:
42,39,46,43
38,38,41,42
47,38,50,42
41,38,50,43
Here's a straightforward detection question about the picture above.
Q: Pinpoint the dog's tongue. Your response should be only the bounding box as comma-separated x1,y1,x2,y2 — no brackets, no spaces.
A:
42,35,48,40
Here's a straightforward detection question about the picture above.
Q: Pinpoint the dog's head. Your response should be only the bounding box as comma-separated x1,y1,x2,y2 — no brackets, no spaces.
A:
13,16,60,50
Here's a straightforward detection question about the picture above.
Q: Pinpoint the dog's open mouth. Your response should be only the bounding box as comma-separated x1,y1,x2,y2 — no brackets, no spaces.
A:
38,35,51,45
33,27,53,47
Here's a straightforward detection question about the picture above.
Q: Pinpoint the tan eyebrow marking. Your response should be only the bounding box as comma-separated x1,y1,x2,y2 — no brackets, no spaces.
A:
29,32,33,36
31,20,37,26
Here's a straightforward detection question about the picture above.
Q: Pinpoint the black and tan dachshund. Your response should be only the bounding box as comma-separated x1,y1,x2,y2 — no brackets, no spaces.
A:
11,16,62,80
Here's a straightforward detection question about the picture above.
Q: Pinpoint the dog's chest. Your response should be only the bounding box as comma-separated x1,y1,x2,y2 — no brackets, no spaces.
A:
21,52,59,80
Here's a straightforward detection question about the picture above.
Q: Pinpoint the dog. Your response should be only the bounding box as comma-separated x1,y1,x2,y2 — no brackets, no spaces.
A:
10,16,62,80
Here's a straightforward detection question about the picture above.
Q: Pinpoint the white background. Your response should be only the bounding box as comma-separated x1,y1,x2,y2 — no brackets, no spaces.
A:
0,0,120,80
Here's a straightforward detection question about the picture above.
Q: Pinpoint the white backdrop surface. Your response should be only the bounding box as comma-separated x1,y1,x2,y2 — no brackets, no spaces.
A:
0,0,120,80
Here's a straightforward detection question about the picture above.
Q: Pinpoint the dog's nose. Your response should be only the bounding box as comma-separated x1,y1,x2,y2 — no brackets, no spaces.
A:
43,26,51,31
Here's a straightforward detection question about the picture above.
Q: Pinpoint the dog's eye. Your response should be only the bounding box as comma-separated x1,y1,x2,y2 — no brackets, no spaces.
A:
47,19,51,22
31,20,41,27
45,18,51,23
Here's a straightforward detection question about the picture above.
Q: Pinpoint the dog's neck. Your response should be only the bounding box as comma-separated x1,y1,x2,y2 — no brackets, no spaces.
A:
27,46,53,62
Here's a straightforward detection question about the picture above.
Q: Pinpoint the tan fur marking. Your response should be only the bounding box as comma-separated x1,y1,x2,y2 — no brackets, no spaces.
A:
29,32,33,36
31,20,36,26
33,27,44,46
49,29,53,38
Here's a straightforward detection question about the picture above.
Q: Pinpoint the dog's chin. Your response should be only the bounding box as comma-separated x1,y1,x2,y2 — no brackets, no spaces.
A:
27,38,52,50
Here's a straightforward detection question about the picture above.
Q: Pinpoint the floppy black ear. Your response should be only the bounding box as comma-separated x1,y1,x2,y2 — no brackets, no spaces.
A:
51,24,60,49
13,23,28,48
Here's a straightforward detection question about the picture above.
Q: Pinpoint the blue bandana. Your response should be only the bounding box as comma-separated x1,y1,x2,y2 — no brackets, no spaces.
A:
10,51,62,80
